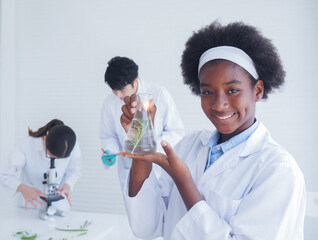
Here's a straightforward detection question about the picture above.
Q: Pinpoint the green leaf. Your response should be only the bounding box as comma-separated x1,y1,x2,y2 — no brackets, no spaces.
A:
77,232,87,237
20,233,37,239
55,227,88,232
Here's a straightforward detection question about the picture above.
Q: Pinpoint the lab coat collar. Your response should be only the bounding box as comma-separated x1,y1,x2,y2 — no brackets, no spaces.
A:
238,122,270,157
200,130,214,146
199,122,269,156
198,122,269,182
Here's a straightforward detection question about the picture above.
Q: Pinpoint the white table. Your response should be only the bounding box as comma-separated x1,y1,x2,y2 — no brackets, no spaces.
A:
0,204,141,240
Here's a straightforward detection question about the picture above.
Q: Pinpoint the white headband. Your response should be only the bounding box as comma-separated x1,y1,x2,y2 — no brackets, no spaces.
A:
198,46,259,79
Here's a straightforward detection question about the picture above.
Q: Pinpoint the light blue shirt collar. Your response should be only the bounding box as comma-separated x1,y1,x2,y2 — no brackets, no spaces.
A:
205,119,259,170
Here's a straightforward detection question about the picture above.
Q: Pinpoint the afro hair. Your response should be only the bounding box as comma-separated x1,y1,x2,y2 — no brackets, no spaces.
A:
181,21,285,99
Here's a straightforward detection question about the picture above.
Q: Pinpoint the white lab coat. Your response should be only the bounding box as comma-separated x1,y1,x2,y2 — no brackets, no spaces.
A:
99,79,184,189
123,122,306,240
0,136,82,211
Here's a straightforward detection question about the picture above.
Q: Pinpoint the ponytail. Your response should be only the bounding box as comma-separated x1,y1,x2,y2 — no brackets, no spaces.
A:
28,119,64,137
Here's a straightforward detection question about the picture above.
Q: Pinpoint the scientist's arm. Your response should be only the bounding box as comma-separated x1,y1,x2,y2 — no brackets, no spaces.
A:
100,98,122,155
158,141,203,210
0,144,47,210
120,140,203,210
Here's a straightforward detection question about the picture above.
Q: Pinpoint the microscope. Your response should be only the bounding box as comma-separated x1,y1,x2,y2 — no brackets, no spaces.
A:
39,157,65,220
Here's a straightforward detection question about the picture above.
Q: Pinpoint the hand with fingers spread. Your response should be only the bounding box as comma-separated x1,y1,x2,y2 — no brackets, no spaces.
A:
119,140,203,210
17,183,47,211
59,183,72,206
120,93,157,133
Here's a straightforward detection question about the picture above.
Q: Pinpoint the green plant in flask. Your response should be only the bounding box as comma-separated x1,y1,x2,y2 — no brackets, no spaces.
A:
124,93,157,154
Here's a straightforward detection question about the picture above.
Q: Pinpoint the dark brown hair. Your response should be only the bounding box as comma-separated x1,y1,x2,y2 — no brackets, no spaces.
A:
28,119,64,137
29,119,76,158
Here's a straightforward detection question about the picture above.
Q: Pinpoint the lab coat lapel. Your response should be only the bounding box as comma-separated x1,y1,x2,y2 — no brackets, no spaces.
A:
197,123,269,186
239,122,269,157
187,131,212,184
198,146,243,186
194,145,210,183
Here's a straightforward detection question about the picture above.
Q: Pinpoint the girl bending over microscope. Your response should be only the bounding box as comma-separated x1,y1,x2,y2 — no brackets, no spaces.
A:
0,119,81,220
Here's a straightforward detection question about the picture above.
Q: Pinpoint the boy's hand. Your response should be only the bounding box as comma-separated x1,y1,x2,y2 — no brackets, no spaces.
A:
120,94,137,133
101,149,117,166
120,94,156,133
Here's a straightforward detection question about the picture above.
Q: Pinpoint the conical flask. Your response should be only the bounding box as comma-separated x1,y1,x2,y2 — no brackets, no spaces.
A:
123,93,157,154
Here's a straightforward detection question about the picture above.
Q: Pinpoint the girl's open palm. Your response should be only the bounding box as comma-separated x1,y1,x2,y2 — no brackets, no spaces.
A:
120,140,189,181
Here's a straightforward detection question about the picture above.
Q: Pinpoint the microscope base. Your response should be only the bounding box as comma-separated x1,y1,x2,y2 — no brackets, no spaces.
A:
38,202,66,221
55,209,66,217
38,210,49,220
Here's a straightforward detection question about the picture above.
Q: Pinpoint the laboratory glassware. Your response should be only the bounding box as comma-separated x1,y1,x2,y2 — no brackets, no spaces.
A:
123,93,157,154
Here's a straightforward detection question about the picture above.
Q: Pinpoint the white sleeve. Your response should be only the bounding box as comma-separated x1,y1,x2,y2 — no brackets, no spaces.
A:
0,144,26,197
122,170,172,239
99,99,121,155
171,155,306,240
122,138,184,239
155,88,184,153
61,141,82,190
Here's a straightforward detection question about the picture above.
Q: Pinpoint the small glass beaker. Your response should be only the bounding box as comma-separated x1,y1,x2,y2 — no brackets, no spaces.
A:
123,93,157,154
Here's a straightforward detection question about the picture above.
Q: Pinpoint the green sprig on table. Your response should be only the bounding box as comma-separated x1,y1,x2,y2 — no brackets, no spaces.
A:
55,227,88,232
14,231,37,240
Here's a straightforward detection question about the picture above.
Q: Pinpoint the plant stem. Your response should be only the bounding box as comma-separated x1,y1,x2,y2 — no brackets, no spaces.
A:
131,119,149,154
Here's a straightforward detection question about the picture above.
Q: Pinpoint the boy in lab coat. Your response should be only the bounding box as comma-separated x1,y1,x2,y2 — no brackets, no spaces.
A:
99,56,184,189
119,22,306,240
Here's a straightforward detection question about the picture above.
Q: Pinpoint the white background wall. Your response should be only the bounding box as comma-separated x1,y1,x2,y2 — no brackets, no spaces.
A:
1,0,317,220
